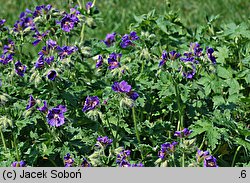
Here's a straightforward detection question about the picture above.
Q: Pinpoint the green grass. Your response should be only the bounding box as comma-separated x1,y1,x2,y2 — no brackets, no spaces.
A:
0,0,249,39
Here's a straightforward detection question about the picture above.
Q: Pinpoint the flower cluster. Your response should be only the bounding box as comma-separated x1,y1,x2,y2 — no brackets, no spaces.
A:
159,42,216,79
102,31,139,48
158,141,178,160
13,11,36,33
174,128,193,138
64,153,74,167
11,160,26,167
82,96,100,112
28,4,52,18
112,80,139,101
159,50,181,67
0,39,15,65
120,31,139,48
196,149,218,167
116,149,143,167
60,8,81,32
96,136,113,147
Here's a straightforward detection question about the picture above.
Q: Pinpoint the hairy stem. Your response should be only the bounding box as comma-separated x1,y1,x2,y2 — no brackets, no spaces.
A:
231,146,242,167
13,134,20,161
0,130,7,151
182,152,185,167
80,23,85,45
132,107,140,144
174,81,183,131
77,0,82,9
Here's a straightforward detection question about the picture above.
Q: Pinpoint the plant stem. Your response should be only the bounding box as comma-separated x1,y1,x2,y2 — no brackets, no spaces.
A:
49,158,58,167
13,134,20,161
171,154,176,167
182,152,185,167
80,23,85,45
174,80,183,131
0,130,7,151
132,107,140,144
105,112,115,143
231,146,242,167
199,135,205,149
77,0,82,9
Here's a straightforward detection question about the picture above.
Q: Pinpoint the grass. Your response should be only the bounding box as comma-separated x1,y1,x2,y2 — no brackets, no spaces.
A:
0,0,249,39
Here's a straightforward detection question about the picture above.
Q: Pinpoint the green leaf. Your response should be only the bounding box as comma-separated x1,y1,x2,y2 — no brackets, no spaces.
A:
217,66,232,79
215,46,229,64
206,126,221,150
235,138,250,151
213,95,225,107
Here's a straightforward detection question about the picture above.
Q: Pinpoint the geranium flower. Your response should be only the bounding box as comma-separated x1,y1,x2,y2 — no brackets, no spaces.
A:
46,105,67,127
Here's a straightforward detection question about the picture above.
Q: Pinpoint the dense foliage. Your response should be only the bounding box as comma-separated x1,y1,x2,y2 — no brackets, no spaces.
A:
0,1,249,167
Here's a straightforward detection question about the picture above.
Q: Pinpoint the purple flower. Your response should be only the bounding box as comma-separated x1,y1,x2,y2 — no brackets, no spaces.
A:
3,39,15,54
64,153,74,167
120,31,139,48
182,62,196,79
13,12,35,32
37,101,48,113
35,56,45,69
96,55,103,68
57,46,78,59
112,81,131,93
159,51,168,67
46,105,67,127
207,47,216,64
0,54,13,65
174,128,193,138
196,149,210,163
180,52,195,62
96,136,113,146
26,95,36,110
82,96,100,112
158,141,178,160
32,5,52,17
32,30,49,46
190,42,203,57
86,2,93,11
131,162,144,167
168,51,181,60
0,19,6,26
108,53,121,70
38,46,54,65
81,158,91,167
15,61,27,77
119,160,131,167
11,160,26,167
127,91,139,101
204,156,218,167
47,70,57,80
102,33,116,47
60,13,79,32
116,150,131,167
46,39,58,50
